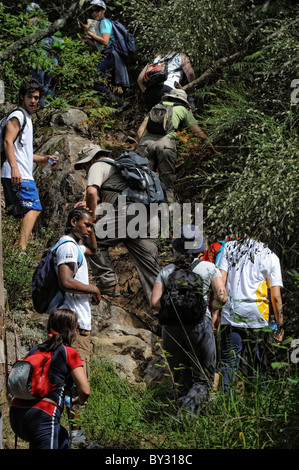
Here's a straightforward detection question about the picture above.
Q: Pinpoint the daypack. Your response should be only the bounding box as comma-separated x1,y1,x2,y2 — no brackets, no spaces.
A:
32,239,83,314
142,60,168,88
7,349,59,400
202,240,226,265
159,259,207,326
0,108,27,167
110,20,135,59
147,102,179,136
101,151,165,205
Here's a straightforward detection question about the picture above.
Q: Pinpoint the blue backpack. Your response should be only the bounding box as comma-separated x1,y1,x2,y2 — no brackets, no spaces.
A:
32,240,83,314
101,151,165,205
111,20,135,58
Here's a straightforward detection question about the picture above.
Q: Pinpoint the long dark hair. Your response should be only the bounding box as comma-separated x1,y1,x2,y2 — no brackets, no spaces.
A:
40,309,78,352
173,252,197,269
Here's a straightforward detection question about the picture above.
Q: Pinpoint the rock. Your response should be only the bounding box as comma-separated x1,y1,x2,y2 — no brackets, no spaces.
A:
8,108,165,386
50,108,89,134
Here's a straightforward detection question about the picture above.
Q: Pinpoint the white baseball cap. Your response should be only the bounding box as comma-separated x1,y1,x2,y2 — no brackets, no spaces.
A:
90,0,107,9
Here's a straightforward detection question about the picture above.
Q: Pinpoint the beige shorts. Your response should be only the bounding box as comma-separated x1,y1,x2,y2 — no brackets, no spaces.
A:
73,329,91,381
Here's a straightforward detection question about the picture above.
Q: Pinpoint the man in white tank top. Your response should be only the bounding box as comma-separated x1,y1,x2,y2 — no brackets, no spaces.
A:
1,78,59,250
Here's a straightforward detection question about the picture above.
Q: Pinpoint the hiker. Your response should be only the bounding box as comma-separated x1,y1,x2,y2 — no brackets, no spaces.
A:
53,206,101,445
26,3,63,106
9,308,90,449
217,238,284,394
137,52,195,111
74,144,161,304
151,225,227,417
1,78,59,250
80,0,129,112
136,88,219,204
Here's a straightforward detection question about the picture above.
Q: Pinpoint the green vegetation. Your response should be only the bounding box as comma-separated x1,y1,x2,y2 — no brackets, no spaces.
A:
76,355,299,449
1,0,298,449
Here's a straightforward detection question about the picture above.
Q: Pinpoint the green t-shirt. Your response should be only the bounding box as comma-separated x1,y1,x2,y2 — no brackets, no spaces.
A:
144,101,198,139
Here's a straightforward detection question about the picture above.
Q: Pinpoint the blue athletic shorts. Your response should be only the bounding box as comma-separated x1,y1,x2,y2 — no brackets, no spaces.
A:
1,178,42,217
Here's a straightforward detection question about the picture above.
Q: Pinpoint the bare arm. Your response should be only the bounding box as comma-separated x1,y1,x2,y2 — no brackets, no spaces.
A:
71,366,90,405
137,64,149,92
83,24,110,47
3,117,22,185
210,275,227,330
189,124,219,153
270,285,284,342
83,221,97,256
137,120,148,142
86,185,99,221
181,54,195,83
150,282,164,311
58,263,101,304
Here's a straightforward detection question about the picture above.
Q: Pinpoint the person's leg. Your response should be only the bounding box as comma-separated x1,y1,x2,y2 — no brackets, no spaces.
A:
220,325,243,393
162,325,192,399
19,209,41,250
10,404,67,449
177,318,216,415
155,137,177,202
89,237,120,293
69,329,90,444
124,236,160,304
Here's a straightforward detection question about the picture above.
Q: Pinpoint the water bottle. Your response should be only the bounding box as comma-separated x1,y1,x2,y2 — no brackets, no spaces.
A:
43,151,59,174
65,396,71,408
268,315,278,342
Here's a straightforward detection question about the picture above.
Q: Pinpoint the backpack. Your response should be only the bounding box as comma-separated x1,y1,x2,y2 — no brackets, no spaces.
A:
101,151,165,205
202,240,226,265
32,239,83,314
0,108,27,167
159,259,207,326
147,102,179,136
110,20,135,59
142,60,168,88
7,348,61,400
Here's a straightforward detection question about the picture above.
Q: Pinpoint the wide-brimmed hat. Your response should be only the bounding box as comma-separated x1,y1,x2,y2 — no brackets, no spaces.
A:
74,144,111,170
172,224,206,254
161,89,190,108
90,0,106,9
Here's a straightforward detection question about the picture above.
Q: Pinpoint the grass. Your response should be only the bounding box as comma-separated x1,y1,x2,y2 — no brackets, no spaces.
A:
77,355,299,450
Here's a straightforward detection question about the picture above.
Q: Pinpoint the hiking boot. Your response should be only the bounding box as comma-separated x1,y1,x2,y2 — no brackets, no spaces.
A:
114,101,129,114
99,284,121,297
71,430,87,447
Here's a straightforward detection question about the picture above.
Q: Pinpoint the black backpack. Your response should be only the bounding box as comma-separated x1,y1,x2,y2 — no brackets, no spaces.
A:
159,259,207,326
111,20,135,59
147,103,180,136
32,239,83,314
0,108,27,167
101,151,165,205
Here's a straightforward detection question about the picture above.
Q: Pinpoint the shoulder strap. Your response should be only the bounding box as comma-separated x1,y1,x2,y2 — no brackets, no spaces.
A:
190,258,202,270
3,108,27,146
51,239,83,268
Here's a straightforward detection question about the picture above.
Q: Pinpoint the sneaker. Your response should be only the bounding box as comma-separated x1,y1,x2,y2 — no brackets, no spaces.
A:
115,101,129,114
100,284,121,297
71,430,87,445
